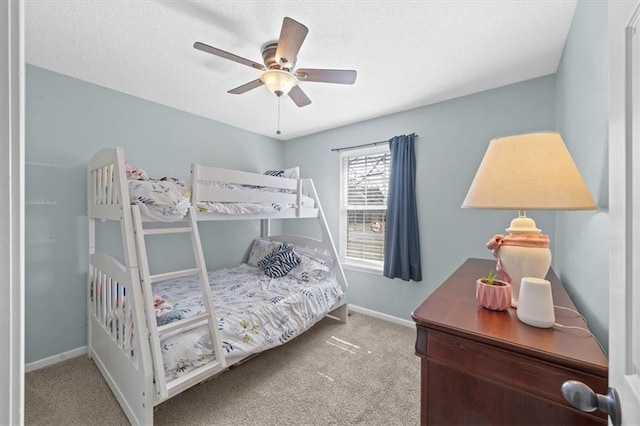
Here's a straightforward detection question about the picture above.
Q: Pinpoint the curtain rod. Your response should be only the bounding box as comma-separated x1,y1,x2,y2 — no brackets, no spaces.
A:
331,133,418,152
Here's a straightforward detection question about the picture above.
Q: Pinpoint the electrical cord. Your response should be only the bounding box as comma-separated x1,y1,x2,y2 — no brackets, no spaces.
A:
552,322,592,335
554,305,587,323
552,305,607,354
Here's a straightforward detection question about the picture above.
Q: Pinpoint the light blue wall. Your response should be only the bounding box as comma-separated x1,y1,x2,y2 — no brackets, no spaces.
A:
26,2,609,363
25,65,284,363
283,76,557,321
554,0,609,350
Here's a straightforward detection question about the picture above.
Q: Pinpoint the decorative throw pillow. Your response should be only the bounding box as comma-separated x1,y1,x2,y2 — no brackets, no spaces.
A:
289,263,326,282
258,242,301,278
263,170,284,178
247,238,282,266
293,246,335,270
289,246,336,282
263,166,300,179
125,162,148,180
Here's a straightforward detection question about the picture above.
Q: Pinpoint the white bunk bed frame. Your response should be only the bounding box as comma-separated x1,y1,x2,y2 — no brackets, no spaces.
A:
87,147,348,425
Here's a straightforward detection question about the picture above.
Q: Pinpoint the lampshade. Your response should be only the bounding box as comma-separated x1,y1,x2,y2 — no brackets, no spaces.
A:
462,131,597,308
461,131,596,210
260,69,299,97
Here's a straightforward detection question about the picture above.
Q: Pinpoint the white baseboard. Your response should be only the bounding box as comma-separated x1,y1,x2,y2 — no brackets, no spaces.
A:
348,304,415,329
25,346,87,373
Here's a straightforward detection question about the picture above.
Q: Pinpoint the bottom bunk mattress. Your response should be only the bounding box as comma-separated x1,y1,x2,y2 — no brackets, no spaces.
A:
151,263,345,381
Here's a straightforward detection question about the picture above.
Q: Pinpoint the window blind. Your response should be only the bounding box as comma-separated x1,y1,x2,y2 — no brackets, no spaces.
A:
340,147,391,264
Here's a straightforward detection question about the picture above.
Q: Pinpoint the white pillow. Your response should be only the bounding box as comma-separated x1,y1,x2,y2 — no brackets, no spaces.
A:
294,245,335,268
289,245,336,282
284,166,300,179
247,238,282,266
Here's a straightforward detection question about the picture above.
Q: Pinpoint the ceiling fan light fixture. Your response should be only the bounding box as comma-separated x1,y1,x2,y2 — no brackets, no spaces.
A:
260,69,298,96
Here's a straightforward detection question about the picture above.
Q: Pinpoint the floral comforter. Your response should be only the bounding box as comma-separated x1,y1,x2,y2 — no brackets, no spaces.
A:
152,263,344,382
128,178,191,222
196,181,315,215
127,179,314,220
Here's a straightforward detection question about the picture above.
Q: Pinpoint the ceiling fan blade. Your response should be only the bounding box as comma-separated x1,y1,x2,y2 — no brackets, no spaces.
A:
295,68,357,84
194,41,265,71
275,17,309,69
288,85,312,107
227,79,264,94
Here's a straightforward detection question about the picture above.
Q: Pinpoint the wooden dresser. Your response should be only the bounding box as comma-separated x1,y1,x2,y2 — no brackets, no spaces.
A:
412,258,608,425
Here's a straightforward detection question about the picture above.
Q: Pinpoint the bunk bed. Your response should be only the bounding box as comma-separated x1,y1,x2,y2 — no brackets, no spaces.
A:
87,147,348,425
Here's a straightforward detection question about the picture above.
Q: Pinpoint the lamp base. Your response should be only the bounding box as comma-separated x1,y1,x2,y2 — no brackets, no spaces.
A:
498,215,551,308
500,245,551,307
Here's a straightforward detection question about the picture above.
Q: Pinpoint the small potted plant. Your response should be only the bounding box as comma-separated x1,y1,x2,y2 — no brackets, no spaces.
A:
476,269,511,311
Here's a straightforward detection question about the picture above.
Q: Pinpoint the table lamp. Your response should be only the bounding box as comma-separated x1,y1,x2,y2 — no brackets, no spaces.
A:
461,131,597,307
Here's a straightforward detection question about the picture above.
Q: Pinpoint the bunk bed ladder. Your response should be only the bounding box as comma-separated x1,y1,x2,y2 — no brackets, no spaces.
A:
131,205,227,401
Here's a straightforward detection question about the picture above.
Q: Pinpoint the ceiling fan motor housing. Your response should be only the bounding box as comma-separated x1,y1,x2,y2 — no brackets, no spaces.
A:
262,42,294,70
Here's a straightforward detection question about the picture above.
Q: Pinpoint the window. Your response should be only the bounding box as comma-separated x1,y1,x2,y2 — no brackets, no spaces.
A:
339,145,391,272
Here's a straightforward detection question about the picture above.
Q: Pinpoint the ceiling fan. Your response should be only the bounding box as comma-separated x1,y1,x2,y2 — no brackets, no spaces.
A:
194,17,357,108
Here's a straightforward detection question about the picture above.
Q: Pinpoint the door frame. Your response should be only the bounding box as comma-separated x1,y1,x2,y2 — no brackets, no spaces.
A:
609,1,640,422
0,0,24,424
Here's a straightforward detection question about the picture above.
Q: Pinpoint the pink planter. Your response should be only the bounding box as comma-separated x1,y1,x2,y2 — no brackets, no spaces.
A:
476,279,512,311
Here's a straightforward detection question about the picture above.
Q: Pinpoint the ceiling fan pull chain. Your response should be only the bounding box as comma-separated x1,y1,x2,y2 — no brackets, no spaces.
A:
276,96,282,135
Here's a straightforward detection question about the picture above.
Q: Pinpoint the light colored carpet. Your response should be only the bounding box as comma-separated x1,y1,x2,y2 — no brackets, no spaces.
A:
25,312,420,425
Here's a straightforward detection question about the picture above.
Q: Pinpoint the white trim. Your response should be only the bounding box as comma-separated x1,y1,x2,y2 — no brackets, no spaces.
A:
341,260,383,275
610,1,640,419
25,346,87,373
0,1,24,424
348,304,415,329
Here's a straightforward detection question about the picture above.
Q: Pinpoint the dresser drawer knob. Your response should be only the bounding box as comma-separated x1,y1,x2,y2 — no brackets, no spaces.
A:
561,380,621,426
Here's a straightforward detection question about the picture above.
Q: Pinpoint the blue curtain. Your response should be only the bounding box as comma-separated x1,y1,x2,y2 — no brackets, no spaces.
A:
383,134,422,282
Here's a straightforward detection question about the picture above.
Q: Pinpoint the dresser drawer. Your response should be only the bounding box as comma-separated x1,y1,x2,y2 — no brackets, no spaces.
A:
426,329,607,412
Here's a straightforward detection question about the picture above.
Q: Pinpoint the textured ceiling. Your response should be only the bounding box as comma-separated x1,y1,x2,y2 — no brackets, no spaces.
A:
24,1,577,140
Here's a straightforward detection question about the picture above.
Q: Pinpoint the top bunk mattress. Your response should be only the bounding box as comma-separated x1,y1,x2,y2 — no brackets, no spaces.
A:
128,178,315,221
125,164,315,222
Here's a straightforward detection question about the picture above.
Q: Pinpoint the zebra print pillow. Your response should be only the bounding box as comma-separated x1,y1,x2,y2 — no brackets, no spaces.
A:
263,170,284,177
263,167,300,179
257,242,301,278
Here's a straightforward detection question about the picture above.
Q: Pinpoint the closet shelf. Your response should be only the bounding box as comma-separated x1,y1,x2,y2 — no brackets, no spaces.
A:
26,236,55,245
26,199,57,206
26,160,61,168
